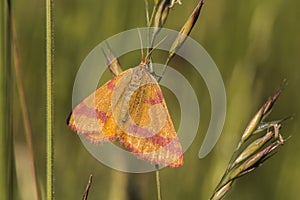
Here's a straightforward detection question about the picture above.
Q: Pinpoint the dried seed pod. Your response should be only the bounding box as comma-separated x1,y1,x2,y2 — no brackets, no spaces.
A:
102,44,123,77
230,141,282,180
210,181,233,200
238,89,282,149
239,106,265,148
168,0,205,60
233,130,274,167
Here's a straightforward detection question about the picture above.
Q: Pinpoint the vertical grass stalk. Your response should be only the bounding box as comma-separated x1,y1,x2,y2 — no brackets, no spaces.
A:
0,0,13,199
46,0,54,199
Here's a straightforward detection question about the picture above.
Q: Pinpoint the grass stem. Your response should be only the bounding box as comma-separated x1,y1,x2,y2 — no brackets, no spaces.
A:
155,166,162,200
0,1,13,199
46,0,54,199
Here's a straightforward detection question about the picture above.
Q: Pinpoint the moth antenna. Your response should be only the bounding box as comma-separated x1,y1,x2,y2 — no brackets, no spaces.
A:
144,36,167,62
137,28,145,62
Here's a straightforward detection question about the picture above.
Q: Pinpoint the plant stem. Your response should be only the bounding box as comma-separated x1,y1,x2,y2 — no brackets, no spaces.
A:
0,1,13,199
155,166,162,200
46,0,54,199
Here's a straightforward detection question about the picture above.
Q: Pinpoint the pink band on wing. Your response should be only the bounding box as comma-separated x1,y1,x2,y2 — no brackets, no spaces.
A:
96,110,108,123
146,91,164,105
73,103,108,124
107,79,116,90
128,124,155,137
73,103,97,118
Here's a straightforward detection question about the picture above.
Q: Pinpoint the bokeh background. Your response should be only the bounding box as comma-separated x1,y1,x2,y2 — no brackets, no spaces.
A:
1,0,300,199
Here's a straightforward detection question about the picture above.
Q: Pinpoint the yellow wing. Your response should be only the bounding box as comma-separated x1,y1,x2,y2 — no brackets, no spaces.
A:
67,70,128,142
68,65,183,167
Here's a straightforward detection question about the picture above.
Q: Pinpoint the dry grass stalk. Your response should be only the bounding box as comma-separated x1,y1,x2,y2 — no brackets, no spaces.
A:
82,175,93,200
10,3,40,200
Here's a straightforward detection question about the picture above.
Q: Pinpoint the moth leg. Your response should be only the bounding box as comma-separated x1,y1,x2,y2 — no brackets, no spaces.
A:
151,71,163,82
144,60,163,82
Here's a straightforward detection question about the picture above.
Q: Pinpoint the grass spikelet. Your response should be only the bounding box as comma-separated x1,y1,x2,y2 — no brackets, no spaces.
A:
168,0,205,61
210,86,291,200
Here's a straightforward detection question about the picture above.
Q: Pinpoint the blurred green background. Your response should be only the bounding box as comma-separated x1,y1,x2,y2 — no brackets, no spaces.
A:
1,0,300,199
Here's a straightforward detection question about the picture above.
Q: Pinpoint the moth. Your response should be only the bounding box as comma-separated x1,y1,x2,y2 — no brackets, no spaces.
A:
67,47,183,168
